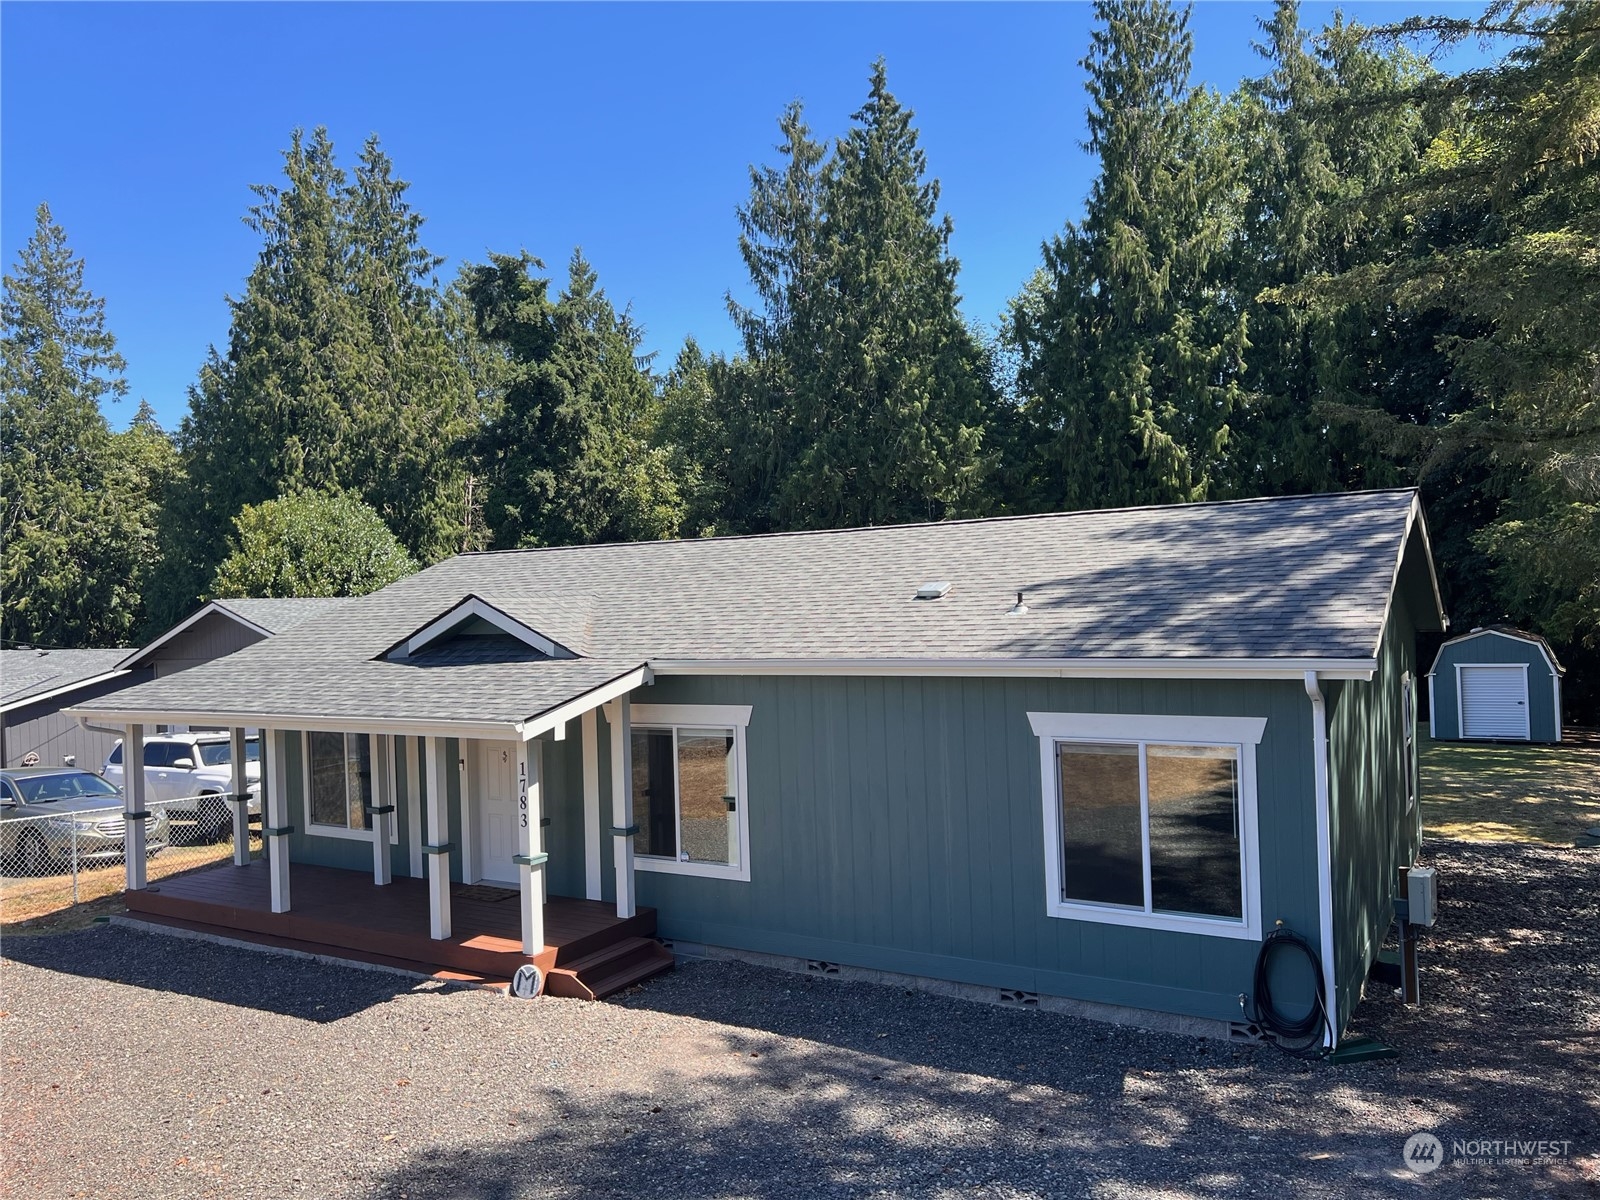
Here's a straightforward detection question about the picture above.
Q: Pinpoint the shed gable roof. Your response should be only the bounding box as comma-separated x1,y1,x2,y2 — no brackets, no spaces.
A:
1428,625,1564,676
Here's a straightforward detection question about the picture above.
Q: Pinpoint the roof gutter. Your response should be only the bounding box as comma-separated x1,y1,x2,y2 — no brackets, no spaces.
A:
1,669,133,714
649,657,1379,681
65,706,526,741
1303,670,1340,1052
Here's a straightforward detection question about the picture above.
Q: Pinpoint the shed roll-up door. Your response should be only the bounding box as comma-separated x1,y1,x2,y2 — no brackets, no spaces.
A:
1460,665,1530,739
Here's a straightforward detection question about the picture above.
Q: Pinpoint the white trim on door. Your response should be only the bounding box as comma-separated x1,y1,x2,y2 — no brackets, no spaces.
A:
1455,662,1531,740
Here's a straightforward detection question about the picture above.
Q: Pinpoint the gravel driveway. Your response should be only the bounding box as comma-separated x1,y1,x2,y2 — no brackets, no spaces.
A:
3,838,1596,1199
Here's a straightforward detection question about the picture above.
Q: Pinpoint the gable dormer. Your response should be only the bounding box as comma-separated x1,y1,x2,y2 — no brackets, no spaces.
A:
381,594,585,663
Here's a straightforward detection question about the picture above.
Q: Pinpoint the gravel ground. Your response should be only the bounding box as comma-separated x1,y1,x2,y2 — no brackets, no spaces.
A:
2,838,1596,1199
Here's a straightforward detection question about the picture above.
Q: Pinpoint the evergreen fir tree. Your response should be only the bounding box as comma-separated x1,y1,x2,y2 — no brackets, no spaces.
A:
1296,0,1600,709
719,103,830,532
0,203,164,646
153,129,475,626
1225,2,1437,496
467,250,682,548
775,60,991,528
1011,0,1247,510
718,64,994,532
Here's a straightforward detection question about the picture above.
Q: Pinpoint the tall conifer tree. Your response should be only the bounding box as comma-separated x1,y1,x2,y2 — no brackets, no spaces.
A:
1,204,171,645
467,250,682,548
718,64,993,531
154,129,474,625
1011,0,1246,510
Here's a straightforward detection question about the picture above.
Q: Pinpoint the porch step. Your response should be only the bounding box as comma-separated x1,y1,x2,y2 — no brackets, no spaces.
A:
545,936,674,1001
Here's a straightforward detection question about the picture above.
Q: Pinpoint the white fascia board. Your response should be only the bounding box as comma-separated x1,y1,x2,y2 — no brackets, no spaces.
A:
399,595,569,659
65,705,523,741
1372,496,1450,659
517,665,652,741
648,657,1377,681
1027,711,1267,745
1,670,132,714
119,601,271,669
1430,627,1562,677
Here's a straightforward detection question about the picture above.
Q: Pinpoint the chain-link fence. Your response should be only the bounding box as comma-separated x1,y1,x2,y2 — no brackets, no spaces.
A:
0,796,262,925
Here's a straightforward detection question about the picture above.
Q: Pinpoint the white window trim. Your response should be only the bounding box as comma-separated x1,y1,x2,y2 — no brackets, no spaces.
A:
1027,712,1266,941
302,730,396,843
1401,672,1418,813
628,703,752,882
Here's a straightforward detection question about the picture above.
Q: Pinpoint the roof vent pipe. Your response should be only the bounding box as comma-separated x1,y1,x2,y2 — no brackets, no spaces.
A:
1007,591,1029,617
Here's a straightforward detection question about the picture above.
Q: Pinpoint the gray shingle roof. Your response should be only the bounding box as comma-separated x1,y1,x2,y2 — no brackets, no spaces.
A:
213,597,355,635
2,648,133,708
70,489,1439,729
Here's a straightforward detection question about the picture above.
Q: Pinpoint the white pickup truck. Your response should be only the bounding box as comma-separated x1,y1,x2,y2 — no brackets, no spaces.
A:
103,732,261,843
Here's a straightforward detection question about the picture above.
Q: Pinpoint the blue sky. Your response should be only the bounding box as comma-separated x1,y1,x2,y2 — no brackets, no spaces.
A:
2,2,1485,431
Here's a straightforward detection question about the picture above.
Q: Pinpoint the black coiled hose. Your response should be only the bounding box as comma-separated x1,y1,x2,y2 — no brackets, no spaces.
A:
1247,924,1332,1056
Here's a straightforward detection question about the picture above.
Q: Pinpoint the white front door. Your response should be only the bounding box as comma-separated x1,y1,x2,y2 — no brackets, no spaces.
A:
476,740,521,884
1460,665,1531,740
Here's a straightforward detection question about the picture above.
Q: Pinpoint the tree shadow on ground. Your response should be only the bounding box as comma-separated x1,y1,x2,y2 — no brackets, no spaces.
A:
358,843,1598,1199
0,922,465,1022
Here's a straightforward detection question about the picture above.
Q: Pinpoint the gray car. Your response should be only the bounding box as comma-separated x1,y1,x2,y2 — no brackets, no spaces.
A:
0,768,169,877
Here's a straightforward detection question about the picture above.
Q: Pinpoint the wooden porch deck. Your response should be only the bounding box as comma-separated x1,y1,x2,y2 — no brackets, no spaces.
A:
123,859,672,999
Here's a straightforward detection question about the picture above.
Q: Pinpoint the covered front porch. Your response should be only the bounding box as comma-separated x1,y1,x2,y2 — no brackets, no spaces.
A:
100,660,664,998
124,858,671,999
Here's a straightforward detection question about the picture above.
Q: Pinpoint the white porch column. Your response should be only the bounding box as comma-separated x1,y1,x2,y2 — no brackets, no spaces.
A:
228,727,250,866
123,724,148,892
264,728,291,913
581,708,602,901
370,734,394,886
516,738,546,955
424,736,452,940
607,696,636,919
403,737,424,879
457,743,478,886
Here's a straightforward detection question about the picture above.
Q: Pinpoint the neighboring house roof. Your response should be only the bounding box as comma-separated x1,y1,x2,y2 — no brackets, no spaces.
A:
69,488,1445,734
1428,624,1565,676
119,597,355,670
1,648,134,711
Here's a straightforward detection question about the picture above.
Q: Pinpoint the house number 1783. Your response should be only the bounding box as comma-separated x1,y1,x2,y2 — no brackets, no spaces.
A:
518,760,528,829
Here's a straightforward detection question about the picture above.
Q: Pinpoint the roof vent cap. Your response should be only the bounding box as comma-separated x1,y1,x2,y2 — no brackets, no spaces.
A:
1007,591,1029,617
914,581,952,601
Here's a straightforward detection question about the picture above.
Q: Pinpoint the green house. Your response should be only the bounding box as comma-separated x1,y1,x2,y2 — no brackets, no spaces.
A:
72,488,1446,1046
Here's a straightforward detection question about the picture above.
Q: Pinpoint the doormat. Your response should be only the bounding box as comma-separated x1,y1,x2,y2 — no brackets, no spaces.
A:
454,884,519,903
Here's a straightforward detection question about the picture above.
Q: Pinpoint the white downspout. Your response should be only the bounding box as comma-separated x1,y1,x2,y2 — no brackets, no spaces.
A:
1304,671,1340,1051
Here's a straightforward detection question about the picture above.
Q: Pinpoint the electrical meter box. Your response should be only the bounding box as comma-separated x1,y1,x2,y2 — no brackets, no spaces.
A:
1406,867,1438,927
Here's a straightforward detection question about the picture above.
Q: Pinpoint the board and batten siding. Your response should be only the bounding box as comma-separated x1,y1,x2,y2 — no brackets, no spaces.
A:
146,611,267,678
1325,596,1423,1033
609,674,1321,1026
1428,632,1561,743
0,670,151,769
279,730,423,880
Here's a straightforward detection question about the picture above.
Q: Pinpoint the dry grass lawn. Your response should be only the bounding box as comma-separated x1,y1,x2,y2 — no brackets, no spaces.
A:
0,833,261,937
1420,728,1600,846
